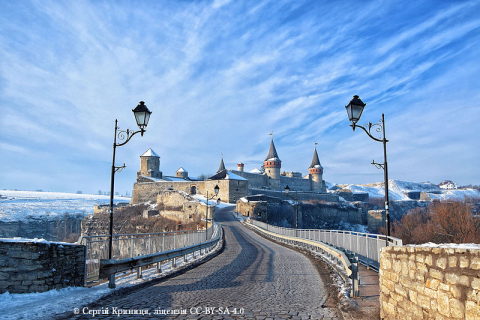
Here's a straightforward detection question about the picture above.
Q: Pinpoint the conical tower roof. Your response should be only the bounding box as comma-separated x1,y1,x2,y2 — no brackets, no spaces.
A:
265,138,281,162
309,146,323,169
141,148,160,157
217,155,226,173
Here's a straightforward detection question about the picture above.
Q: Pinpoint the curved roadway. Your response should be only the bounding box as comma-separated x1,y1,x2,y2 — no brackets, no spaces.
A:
70,206,338,319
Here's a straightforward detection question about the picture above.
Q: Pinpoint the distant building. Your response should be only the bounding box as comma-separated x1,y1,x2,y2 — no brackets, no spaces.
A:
439,180,458,190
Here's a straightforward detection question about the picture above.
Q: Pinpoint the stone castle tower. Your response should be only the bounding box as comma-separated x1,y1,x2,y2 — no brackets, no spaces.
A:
138,148,162,179
264,138,282,189
309,146,324,191
175,167,188,179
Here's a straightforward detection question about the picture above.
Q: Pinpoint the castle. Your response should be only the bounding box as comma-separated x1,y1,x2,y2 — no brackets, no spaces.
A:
231,138,327,193
130,138,328,204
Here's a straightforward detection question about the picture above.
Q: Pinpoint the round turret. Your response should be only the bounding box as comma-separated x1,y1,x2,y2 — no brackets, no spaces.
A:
237,162,244,172
264,138,281,181
309,146,324,191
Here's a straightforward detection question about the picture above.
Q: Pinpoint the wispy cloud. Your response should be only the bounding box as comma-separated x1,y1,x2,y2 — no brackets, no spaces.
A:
1,0,479,193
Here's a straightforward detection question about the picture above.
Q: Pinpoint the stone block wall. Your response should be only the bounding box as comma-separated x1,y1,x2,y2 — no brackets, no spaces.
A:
279,175,312,192
230,170,268,189
157,190,214,221
131,181,205,204
380,245,480,320
0,240,85,294
368,209,385,233
237,199,266,218
248,188,339,202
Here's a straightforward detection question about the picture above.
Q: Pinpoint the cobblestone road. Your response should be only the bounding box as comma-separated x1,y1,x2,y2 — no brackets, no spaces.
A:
67,207,340,319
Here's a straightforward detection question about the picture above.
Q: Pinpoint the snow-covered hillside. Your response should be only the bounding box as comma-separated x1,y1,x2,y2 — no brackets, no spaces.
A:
0,190,131,222
332,180,479,201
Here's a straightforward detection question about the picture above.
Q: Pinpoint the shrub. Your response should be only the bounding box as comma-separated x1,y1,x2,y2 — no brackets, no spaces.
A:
392,200,480,244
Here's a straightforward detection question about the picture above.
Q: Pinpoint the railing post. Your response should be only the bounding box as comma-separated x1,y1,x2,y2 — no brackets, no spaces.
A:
131,235,134,258
172,232,176,267
366,235,370,269
148,234,152,255
185,232,189,262
351,256,360,298
156,261,162,273
108,274,116,289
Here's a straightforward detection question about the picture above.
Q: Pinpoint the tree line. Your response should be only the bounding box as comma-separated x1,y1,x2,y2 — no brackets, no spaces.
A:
386,199,480,244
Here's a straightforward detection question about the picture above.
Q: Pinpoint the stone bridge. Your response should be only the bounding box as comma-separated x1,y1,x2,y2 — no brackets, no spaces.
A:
61,206,379,319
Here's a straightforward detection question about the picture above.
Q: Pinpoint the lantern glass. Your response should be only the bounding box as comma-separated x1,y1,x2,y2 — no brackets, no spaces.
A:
284,185,290,195
214,185,220,195
132,101,152,129
345,95,366,124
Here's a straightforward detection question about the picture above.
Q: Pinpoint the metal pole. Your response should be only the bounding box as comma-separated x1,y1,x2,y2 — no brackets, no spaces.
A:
206,191,209,241
266,203,268,231
295,191,298,237
382,114,390,245
108,120,118,260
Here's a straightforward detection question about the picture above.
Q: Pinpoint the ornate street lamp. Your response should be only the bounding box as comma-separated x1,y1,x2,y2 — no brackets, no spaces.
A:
345,95,391,245
109,101,152,270
132,101,152,133
205,185,220,241
284,185,299,236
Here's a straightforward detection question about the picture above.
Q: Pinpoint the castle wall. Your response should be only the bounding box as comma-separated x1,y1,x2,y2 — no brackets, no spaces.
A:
281,171,303,178
204,179,248,204
157,191,213,221
368,209,385,233
231,170,321,193
131,181,205,204
237,200,266,218
300,202,363,228
230,170,268,189
249,189,339,202
238,197,358,228
279,176,312,192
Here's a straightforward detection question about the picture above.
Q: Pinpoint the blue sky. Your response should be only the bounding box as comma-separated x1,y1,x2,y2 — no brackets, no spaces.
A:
1,0,479,195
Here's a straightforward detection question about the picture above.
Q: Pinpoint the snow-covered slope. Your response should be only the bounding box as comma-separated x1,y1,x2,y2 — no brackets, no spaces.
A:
0,190,130,222
334,180,479,201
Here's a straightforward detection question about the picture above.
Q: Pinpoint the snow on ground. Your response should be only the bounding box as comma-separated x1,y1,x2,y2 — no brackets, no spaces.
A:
191,195,236,209
410,243,480,249
0,190,131,222
0,238,78,246
337,179,479,201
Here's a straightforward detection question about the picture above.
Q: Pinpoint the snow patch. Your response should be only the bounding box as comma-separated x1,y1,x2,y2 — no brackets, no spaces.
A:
0,190,130,222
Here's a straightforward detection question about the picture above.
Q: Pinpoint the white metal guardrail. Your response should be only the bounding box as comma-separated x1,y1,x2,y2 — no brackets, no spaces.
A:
80,225,215,283
250,219,402,271
99,224,223,289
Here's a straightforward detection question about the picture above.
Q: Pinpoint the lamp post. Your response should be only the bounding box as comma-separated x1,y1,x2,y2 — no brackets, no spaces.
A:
284,185,298,236
205,184,220,241
109,101,152,263
345,95,390,245
233,196,236,213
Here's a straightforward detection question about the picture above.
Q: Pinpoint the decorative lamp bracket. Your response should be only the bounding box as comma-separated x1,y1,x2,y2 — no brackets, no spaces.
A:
371,159,385,170
114,164,126,173
351,119,388,143
114,126,144,147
